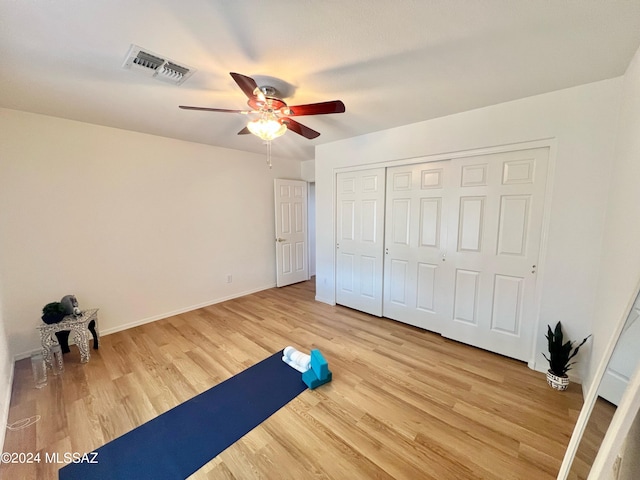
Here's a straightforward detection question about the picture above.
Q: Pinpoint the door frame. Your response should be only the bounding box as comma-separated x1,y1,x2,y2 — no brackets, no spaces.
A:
307,182,316,279
274,178,309,287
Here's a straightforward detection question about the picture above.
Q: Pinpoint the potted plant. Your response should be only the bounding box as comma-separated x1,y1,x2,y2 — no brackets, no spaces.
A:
543,321,591,391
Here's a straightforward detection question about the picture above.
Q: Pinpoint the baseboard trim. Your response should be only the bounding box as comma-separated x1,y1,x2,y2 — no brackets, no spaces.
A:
315,295,336,306
13,284,277,361
99,283,277,337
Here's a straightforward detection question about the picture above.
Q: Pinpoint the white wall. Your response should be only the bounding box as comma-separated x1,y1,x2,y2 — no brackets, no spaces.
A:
618,407,640,480
0,108,302,359
594,44,640,478
590,45,640,384
315,78,622,377
301,159,315,182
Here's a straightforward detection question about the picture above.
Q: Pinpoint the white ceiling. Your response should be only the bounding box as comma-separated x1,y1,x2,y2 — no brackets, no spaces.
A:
2,1,640,161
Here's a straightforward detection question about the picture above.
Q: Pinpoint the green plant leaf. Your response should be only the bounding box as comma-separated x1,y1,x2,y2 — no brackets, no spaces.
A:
543,321,590,377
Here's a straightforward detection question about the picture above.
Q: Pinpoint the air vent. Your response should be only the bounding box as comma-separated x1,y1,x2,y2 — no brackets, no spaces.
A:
122,44,195,86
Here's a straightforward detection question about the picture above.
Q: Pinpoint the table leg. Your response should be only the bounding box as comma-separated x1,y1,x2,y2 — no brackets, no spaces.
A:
71,327,90,363
40,333,57,368
88,319,99,349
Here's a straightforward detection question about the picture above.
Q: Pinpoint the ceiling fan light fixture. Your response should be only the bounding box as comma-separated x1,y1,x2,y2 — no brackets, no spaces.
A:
247,116,287,141
180,72,343,142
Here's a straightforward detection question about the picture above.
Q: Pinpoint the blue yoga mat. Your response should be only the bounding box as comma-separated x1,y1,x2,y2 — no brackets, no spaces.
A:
59,350,306,480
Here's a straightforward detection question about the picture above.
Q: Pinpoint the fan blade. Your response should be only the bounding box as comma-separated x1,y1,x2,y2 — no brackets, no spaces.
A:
281,118,320,139
179,105,252,114
281,100,345,116
230,72,265,101
237,126,251,135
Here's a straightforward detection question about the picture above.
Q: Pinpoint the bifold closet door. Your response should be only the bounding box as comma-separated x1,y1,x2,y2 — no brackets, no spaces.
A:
441,148,549,361
383,161,454,332
336,147,548,362
335,168,386,316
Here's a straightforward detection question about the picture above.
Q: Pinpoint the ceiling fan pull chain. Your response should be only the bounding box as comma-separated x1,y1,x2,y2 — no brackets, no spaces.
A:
266,140,273,169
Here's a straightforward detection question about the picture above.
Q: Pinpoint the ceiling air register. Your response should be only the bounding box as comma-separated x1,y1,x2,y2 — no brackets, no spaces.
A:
122,44,195,86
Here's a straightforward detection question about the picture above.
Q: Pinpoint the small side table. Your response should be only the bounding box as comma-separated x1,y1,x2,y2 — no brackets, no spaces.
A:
37,308,99,366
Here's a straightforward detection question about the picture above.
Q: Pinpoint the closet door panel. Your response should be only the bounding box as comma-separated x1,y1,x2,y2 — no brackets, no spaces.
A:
441,147,549,361
383,161,453,332
336,168,386,316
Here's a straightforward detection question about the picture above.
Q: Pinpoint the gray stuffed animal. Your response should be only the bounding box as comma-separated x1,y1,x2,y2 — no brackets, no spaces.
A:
56,295,99,353
60,295,81,315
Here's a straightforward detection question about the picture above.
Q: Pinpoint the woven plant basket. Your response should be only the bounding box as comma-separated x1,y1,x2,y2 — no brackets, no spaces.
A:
546,370,570,391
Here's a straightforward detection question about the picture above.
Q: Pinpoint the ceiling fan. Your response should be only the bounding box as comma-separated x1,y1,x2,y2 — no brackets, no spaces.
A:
179,72,345,140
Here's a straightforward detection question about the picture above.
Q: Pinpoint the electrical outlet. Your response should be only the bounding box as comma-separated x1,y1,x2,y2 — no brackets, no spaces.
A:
613,454,622,479
226,274,232,283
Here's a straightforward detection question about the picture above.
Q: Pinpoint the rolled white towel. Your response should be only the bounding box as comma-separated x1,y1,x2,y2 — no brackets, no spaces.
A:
282,346,311,373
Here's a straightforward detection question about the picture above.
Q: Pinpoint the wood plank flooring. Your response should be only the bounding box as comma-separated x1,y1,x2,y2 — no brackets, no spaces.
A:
567,396,616,480
1,279,584,479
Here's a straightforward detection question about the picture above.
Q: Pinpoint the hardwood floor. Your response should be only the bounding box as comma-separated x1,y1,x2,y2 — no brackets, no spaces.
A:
568,396,616,480
1,279,584,479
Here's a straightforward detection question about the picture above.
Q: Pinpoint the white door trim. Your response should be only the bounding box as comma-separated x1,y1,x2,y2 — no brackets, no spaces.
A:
275,179,309,287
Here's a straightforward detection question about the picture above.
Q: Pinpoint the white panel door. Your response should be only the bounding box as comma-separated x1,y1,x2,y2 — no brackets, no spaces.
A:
275,179,309,287
441,148,549,361
383,161,453,332
599,293,640,406
336,168,386,316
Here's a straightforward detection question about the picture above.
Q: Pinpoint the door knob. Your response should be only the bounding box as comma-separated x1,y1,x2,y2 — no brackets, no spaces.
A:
276,237,286,243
